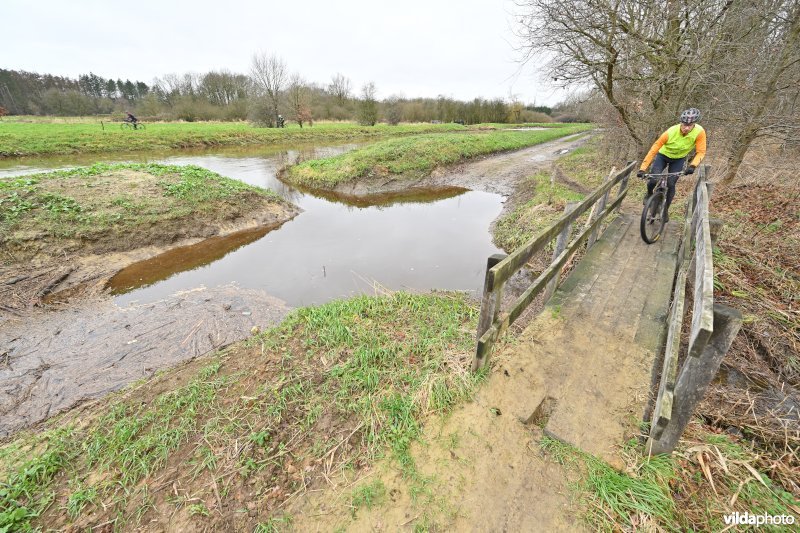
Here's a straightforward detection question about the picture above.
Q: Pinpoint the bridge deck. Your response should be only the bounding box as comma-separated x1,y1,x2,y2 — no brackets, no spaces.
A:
495,212,681,465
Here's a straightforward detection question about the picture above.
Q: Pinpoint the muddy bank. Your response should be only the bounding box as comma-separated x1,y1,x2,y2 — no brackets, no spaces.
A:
0,284,290,438
316,133,591,201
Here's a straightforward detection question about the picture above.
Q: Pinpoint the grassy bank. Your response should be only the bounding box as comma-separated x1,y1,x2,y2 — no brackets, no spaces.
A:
541,426,799,531
0,120,466,158
0,163,292,261
0,292,483,530
492,137,609,253
284,124,594,188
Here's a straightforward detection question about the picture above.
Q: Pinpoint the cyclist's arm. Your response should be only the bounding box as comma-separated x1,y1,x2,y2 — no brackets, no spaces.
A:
689,128,706,167
640,130,669,171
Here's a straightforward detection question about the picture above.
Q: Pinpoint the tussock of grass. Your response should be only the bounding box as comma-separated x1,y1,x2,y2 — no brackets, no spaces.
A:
284,125,593,188
0,121,467,157
541,430,799,532
0,292,482,530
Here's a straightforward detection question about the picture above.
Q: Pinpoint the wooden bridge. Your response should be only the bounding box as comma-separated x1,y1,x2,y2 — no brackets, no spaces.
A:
472,165,742,462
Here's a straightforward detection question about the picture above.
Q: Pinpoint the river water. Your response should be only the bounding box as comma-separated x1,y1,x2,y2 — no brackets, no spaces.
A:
0,142,506,307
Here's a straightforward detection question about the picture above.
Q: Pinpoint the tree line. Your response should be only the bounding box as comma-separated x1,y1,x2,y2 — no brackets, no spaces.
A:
518,0,800,182
0,59,561,126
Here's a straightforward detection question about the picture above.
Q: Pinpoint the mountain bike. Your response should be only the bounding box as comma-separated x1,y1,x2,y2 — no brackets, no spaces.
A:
120,121,145,131
639,171,684,244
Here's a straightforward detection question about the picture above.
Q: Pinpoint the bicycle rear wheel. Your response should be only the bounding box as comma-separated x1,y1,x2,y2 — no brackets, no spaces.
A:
640,192,666,244
120,122,132,130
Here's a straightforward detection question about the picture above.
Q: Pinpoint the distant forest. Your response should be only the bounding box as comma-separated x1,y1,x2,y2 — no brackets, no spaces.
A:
0,68,566,125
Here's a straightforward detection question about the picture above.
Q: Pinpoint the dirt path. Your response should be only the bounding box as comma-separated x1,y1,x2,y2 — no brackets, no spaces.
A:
326,133,591,199
288,211,681,530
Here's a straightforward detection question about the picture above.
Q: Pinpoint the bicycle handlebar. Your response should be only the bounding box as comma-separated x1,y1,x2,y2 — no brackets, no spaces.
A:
639,171,686,179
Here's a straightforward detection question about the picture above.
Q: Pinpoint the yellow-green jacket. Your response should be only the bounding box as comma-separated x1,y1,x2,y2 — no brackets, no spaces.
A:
640,124,707,171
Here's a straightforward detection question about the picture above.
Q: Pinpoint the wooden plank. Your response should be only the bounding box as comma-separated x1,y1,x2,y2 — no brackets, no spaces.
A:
488,162,636,289
544,202,578,302
475,255,508,339
476,194,627,359
586,167,615,249
505,192,625,327
649,305,743,454
650,261,689,440
688,186,714,358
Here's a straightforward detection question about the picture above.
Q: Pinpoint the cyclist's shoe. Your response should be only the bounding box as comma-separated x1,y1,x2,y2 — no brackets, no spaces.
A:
642,194,650,206
663,212,670,224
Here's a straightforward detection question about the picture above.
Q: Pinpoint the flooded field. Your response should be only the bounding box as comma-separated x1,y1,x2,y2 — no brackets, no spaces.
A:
0,142,505,307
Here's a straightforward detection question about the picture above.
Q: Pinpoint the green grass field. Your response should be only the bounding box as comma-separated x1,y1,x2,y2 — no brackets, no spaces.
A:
0,163,290,259
0,120,468,157
284,124,593,188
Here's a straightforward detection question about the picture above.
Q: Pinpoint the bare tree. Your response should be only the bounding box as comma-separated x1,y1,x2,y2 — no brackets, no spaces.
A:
699,0,800,182
328,73,352,106
357,82,379,126
287,73,312,127
250,52,288,127
516,0,730,152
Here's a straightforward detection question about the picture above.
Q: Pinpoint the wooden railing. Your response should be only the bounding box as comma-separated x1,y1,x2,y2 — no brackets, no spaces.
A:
647,167,743,454
471,161,637,371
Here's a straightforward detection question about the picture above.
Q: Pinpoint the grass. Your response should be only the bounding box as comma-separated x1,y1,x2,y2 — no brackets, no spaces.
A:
493,171,586,252
0,292,484,529
0,162,288,259
350,480,387,515
284,124,593,188
0,120,469,157
540,430,799,532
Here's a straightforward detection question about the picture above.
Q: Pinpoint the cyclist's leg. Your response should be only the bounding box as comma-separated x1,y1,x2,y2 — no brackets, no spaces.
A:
663,157,685,211
647,153,669,197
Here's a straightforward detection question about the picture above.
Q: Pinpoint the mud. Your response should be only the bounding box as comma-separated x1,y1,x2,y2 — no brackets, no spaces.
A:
326,133,591,201
0,134,591,437
0,284,289,437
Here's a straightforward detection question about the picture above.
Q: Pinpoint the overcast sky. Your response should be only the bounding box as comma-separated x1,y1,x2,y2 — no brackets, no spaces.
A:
2,0,568,105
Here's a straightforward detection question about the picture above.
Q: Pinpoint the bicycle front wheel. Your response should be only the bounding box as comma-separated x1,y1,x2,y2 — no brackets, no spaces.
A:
640,192,666,244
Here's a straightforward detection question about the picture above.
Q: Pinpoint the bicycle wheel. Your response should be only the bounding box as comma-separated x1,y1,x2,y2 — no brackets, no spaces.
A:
640,192,666,244
120,122,132,130
134,123,145,131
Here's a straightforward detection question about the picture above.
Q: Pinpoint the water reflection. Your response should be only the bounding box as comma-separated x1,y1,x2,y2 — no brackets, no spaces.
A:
1,143,506,307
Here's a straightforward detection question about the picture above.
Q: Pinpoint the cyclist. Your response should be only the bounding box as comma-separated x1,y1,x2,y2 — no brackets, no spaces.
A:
124,111,139,129
637,108,706,222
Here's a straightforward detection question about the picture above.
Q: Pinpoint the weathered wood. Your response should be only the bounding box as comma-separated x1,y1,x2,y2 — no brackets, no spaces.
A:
587,167,615,249
688,186,714,358
477,192,626,355
614,161,633,203
476,255,508,339
488,162,636,290
544,202,578,302
650,261,689,440
648,304,743,454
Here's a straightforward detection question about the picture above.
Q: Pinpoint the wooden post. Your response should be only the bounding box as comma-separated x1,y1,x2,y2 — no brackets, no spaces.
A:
544,202,578,302
647,304,742,454
474,254,507,361
586,167,615,249
614,161,635,204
